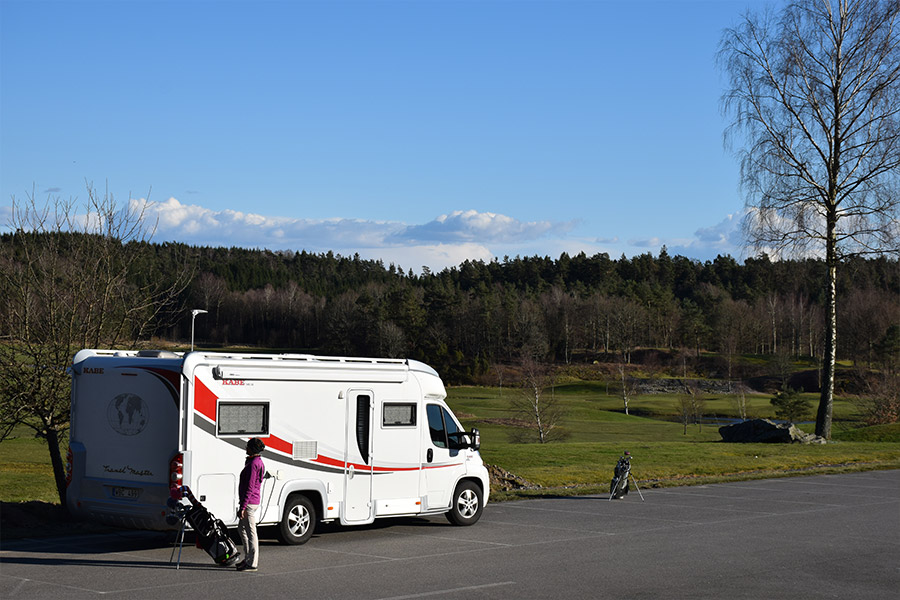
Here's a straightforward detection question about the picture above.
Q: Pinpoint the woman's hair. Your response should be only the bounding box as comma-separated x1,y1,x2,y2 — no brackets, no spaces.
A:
246,437,266,456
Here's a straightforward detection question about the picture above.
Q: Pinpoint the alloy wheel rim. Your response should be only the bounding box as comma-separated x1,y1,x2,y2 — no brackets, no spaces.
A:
458,489,478,518
289,505,310,536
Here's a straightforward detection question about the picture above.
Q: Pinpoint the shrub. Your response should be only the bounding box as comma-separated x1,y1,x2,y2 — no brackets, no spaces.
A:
770,387,812,424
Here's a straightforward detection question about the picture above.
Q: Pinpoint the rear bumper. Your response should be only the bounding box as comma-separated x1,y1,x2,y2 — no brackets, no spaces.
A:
67,477,174,531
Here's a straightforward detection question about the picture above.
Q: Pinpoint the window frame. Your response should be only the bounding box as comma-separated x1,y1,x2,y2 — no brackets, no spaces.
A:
426,403,465,455
216,401,270,437
381,402,417,429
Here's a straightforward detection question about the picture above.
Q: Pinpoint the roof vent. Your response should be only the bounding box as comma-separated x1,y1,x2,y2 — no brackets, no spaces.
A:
136,350,180,358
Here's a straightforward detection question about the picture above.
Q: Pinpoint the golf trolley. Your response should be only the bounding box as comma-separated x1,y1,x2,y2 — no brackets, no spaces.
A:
167,486,241,569
608,451,644,502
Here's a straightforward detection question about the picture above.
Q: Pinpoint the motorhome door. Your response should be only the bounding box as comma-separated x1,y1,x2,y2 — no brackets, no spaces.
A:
343,390,374,523
423,403,462,509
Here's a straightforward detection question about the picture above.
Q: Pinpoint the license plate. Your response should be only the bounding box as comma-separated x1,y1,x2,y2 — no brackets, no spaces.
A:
112,487,140,499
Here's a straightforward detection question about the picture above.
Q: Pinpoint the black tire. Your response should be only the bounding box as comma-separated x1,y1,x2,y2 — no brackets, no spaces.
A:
277,494,316,545
445,480,483,526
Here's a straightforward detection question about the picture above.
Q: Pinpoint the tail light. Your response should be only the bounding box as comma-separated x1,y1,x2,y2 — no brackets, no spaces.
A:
65,446,73,487
169,452,185,499
169,452,184,485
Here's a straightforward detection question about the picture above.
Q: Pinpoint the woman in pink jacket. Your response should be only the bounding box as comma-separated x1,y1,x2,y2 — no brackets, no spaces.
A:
236,437,265,571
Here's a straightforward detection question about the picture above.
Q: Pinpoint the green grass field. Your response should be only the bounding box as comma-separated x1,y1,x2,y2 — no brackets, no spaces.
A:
446,384,900,498
0,431,65,503
1,384,898,505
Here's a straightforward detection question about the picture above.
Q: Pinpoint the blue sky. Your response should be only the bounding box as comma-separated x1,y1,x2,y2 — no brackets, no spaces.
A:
1,0,758,272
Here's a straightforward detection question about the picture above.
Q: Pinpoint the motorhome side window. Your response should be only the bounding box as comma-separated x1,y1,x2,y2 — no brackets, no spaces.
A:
356,394,371,464
218,402,269,436
426,404,460,449
383,402,416,427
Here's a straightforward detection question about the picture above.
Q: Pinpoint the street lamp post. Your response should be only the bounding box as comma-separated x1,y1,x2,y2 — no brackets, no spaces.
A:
190,309,208,351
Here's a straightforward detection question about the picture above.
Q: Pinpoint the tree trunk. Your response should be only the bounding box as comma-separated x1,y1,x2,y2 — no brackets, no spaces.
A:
534,387,545,443
46,426,68,507
768,294,778,355
605,315,610,354
816,217,837,440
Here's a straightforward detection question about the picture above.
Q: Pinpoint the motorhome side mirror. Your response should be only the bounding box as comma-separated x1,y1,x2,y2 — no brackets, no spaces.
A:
447,432,465,450
448,429,481,451
469,428,481,451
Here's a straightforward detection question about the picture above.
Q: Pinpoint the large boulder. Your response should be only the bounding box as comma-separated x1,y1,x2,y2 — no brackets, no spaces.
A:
486,463,541,490
719,419,826,444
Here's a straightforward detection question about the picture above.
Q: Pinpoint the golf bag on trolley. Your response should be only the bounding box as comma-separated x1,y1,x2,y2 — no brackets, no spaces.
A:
609,451,632,499
167,486,241,566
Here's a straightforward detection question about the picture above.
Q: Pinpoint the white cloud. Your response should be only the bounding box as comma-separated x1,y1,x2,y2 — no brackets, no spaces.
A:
2,196,753,271
593,236,619,245
133,197,403,249
365,243,496,272
628,237,664,249
694,213,743,246
587,213,747,261
665,212,746,260
392,209,575,244
127,198,575,271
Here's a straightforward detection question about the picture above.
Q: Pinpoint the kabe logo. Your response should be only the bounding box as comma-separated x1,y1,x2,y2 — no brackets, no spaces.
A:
107,393,149,436
84,367,104,374
222,379,245,386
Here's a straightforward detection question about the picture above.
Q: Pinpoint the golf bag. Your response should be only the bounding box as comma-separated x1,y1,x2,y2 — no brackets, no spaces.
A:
168,486,241,566
609,452,631,499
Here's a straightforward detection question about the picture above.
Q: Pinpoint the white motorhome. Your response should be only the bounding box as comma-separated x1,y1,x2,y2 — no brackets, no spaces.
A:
67,350,488,544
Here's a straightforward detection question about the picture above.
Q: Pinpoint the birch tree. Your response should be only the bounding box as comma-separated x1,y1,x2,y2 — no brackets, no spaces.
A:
719,0,900,438
510,358,566,443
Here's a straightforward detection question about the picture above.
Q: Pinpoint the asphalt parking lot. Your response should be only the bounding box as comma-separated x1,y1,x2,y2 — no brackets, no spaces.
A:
2,470,898,599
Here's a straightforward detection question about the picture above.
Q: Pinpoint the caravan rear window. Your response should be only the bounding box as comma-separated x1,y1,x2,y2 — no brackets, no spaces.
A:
218,402,269,436
383,402,416,427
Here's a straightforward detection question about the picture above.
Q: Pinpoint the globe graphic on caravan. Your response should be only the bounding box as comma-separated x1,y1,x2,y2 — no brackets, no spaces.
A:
107,393,149,436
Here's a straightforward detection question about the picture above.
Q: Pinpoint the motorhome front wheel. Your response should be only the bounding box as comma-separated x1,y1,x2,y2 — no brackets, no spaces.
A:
446,480,483,526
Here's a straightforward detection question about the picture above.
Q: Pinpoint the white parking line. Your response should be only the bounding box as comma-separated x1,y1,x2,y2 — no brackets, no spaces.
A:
375,581,516,599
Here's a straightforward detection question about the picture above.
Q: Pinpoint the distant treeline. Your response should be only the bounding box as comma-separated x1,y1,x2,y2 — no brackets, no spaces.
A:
3,234,898,383
158,243,899,380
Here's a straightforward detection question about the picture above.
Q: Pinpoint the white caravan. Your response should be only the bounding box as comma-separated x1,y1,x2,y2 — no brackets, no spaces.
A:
67,350,488,543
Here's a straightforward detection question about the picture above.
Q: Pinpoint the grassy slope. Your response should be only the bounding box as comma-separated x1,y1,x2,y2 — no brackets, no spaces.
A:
447,384,900,495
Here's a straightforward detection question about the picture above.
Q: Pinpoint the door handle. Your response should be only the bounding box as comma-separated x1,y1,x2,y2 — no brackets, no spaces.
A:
427,448,433,463
348,465,355,479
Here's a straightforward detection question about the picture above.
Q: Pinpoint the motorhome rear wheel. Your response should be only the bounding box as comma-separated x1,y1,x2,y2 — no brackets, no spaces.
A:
277,495,316,545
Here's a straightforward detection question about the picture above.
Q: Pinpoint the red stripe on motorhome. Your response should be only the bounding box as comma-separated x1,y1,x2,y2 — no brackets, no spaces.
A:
194,377,218,421
260,434,292,454
258,438,427,473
